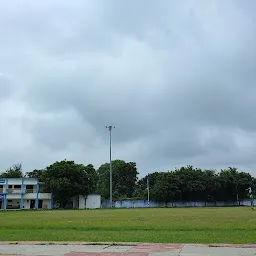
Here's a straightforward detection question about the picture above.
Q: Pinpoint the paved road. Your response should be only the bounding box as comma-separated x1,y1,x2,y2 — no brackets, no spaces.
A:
0,243,256,256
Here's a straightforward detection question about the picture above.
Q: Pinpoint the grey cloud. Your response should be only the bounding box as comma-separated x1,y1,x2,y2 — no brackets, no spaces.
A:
0,0,256,176
144,126,207,160
0,74,13,99
27,110,98,151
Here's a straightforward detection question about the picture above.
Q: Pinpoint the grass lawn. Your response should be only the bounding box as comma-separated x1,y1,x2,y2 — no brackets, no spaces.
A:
0,207,256,244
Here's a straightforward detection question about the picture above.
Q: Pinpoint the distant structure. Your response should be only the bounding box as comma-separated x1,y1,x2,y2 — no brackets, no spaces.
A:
0,178,52,210
72,194,101,209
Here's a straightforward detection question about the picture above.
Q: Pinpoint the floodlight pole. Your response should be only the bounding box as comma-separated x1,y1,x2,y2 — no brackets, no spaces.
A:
147,178,150,207
106,125,115,207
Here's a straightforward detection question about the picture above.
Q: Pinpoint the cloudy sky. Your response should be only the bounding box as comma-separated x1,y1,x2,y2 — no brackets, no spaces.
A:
0,0,256,176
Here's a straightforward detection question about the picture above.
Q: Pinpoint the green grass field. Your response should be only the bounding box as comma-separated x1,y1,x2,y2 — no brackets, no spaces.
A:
0,207,255,244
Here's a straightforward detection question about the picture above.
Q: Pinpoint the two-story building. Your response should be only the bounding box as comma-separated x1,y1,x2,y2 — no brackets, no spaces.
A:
0,178,53,210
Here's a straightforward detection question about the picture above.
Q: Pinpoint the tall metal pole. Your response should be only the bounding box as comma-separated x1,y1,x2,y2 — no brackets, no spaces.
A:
106,125,115,207
147,178,150,207
109,126,112,207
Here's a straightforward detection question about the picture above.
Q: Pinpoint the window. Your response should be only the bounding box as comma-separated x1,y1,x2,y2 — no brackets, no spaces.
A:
8,200,12,203
26,185,33,189
0,185,3,188
14,185,21,189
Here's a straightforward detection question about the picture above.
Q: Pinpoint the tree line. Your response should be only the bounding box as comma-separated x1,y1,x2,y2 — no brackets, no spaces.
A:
0,160,255,206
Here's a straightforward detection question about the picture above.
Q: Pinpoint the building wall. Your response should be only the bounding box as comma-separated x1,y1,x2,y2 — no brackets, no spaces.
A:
7,179,23,185
0,178,53,211
0,178,38,194
9,199,51,210
23,199,31,209
42,199,51,209
23,179,37,185
38,193,51,200
6,199,20,209
21,199,50,209
79,195,86,209
72,196,79,208
23,193,38,200
72,195,101,209
101,199,256,208
6,193,51,200
7,194,21,199
24,185,36,193
86,194,101,209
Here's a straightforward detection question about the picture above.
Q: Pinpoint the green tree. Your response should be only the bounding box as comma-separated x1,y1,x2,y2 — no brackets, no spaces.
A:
132,166,255,204
236,171,254,202
202,169,220,202
134,172,165,200
151,172,180,206
0,163,23,178
217,167,253,203
84,164,98,194
97,163,110,199
25,169,44,181
42,160,97,207
174,166,206,201
97,160,138,200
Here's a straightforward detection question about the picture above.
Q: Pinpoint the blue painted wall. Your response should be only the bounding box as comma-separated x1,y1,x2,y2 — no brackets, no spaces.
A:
101,199,256,208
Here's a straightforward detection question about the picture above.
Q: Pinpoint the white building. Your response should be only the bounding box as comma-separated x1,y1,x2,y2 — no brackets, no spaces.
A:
0,178,52,210
86,194,101,209
72,194,101,209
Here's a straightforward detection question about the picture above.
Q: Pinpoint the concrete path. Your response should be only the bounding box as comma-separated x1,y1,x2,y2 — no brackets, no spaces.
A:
0,242,256,256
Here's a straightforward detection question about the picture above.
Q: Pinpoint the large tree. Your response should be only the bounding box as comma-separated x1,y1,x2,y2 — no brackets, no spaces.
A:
201,169,220,202
217,167,253,202
151,172,180,206
173,166,206,201
0,163,23,178
25,169,44,181
136,166,254,203
97,160,138,200
42,160,98,207
134,172,165,200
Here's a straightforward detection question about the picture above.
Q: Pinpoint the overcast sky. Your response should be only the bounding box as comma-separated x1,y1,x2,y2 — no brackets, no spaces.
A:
0,0,256,177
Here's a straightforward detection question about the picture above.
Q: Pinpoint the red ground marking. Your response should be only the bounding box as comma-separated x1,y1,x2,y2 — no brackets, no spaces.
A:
64,253,148,256
128,243,184,253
